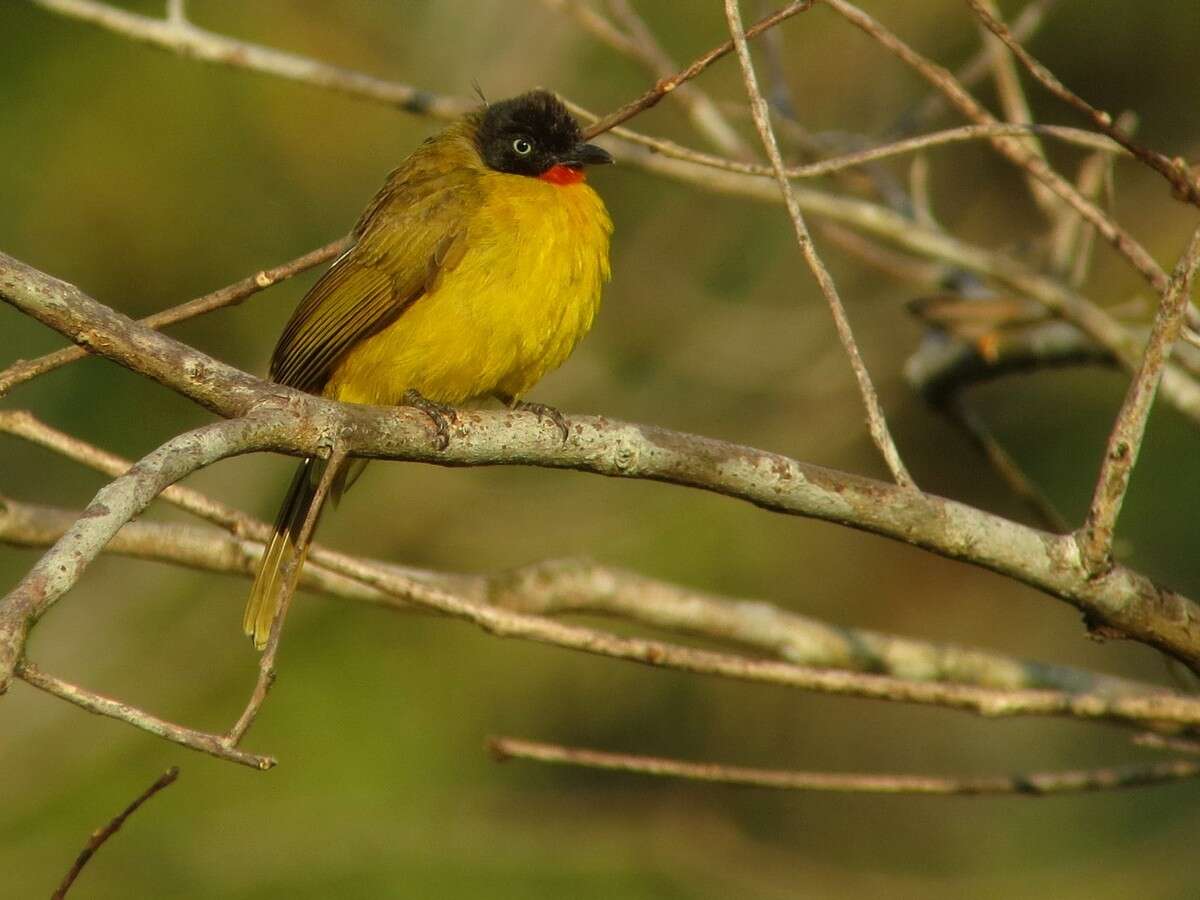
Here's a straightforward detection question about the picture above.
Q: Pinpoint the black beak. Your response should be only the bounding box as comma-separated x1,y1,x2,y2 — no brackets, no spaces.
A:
559,142,614,168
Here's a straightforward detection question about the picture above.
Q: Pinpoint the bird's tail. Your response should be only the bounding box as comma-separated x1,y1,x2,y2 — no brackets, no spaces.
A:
243,457,329,649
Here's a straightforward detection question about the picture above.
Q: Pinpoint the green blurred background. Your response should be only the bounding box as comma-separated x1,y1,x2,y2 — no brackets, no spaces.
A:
3,1,1200,897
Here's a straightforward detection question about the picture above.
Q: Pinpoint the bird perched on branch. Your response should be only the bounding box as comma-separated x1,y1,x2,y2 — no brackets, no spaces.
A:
245,90,614,648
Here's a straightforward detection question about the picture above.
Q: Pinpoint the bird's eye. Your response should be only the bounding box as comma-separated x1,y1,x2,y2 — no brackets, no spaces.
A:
512,138,533,155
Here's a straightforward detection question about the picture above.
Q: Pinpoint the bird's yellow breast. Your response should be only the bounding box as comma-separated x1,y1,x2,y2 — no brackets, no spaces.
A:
326,171,611,407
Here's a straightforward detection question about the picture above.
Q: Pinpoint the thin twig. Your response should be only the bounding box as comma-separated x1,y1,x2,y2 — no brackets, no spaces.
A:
603,0,753,157
0,236,350,397
975,0,1061,221
488,735,1200,795
1050,113,1135,282
51,765,181,899
25,0,472,118
17,661,274,768
965,0,1200,206
820,0,1173,298
724,0,913,486
544,0,751,158
1079,224,1200,573
582,0,814,140
225,446,347,745
901,0,1058,133
598,120,1121,181
943,395,1070,533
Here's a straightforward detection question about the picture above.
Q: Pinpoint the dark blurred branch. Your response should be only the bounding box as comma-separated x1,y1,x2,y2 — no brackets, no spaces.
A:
488,735,1200,795
965,0,1200,206
51,765,181,899
973,0,1062,221
725,0,913,487
4,249,1200,677
1,496,1171,701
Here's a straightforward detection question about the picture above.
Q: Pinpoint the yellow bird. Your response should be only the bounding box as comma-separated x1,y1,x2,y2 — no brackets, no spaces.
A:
245,90,613,648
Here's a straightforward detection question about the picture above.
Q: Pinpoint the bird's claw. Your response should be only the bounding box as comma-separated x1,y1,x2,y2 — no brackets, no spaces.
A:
514,400,570,443
403,389,458,450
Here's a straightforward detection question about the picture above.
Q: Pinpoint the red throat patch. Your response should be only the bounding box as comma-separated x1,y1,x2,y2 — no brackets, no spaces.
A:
539,164,586,186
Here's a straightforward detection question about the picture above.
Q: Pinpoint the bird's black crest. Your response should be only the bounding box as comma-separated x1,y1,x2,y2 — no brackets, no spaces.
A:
475,90,582,177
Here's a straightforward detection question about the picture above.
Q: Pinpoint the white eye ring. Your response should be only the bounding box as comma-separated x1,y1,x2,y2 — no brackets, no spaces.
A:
512,138,533,155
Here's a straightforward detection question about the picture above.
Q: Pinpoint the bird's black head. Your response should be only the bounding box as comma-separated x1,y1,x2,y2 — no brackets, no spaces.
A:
475,90,613,179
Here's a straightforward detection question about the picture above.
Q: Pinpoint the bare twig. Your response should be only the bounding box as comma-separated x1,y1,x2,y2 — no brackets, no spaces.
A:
544,0,751,157
25,0,473,118
17,661,274,768
724,0,913,486
0,236,350,397
974,0,1061,221
943,395,1070,533
901,0,1058,133
1079,224,1200,573
820,0,1173,298
488,735,1200,795
965,0,1200,206
225,446,347,744
604,0,753,157
582,1,814,140
51,765,181,899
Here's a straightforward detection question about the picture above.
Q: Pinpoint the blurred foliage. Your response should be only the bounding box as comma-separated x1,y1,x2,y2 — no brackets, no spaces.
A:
3,1,1200,897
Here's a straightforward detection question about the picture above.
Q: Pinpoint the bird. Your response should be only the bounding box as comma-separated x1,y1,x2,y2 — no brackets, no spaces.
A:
244,90,614,649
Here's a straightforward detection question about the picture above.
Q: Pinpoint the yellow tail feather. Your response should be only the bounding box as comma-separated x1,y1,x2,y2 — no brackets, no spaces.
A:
244,457,327,649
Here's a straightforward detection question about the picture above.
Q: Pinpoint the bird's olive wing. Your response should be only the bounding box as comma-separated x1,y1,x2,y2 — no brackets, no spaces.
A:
269,175,476,394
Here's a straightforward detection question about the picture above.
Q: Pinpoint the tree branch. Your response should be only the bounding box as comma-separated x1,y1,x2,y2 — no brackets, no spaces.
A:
1,496,1171,701
1079,224,1200,572
964,0,1200,206
17,661,274,769
724,0,913,487
25,0,472,118
51,765,180,899
488,735,1200,795
4,249,1200,672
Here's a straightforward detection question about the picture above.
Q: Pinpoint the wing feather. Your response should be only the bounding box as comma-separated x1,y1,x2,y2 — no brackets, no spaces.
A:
270,166,478,394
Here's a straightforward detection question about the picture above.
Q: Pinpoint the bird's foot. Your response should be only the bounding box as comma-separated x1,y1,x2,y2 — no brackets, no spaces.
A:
402,389,458,450
512,399,570,443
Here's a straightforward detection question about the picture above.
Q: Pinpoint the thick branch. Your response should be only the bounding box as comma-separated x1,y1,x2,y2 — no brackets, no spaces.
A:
4,249,1200,671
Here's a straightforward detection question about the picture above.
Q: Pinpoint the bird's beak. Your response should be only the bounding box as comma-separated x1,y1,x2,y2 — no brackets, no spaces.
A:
559,142,614,168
